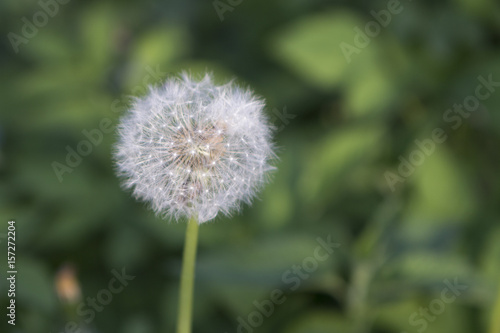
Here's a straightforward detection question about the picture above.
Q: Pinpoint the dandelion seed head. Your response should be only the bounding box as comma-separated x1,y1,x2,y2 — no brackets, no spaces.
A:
114,73,276,223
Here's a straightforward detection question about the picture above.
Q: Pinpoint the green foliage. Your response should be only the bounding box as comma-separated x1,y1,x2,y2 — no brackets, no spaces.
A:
1,0,499,332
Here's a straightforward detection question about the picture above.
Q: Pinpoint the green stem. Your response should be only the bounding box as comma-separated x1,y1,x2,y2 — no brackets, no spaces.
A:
490,285,500,333
176,216,200,333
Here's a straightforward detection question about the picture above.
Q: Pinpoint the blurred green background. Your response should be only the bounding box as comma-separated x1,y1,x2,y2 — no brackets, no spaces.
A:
1,0,500,332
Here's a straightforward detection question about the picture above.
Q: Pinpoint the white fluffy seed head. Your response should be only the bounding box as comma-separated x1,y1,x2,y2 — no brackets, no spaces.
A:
114,73,276,223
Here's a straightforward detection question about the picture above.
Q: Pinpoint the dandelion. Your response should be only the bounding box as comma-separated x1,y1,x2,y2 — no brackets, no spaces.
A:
114,73,275,223
114,72,276,333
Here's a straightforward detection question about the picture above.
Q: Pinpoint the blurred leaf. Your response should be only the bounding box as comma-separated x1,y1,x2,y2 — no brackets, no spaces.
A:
481,226,500,281
381,252,474,284
195,234,339,315
345,66,397,117
269,10,364,89
374,298,470,333
299,125,383,205
403,148,477,236
80,3,117,66
128,25,190,88
283,311,352,333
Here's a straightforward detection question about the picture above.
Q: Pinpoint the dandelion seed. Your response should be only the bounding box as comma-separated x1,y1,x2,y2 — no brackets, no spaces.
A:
114,73,276,223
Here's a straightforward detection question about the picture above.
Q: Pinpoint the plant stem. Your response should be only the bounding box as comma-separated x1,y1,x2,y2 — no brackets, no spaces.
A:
490,285,500,333
176,216,200,333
